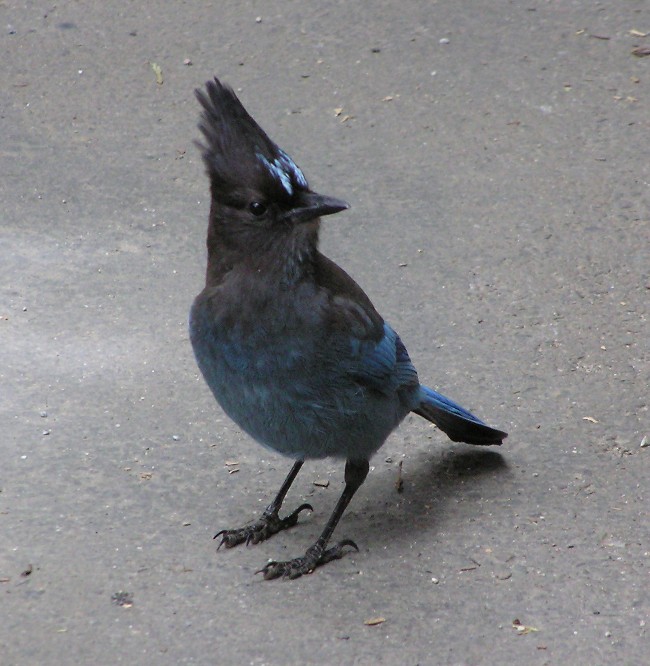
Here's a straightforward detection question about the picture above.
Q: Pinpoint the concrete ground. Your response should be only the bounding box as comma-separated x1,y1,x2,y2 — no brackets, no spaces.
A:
1,1,648,664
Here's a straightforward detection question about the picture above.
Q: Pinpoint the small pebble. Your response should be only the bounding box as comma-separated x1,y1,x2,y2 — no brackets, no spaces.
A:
40,411,48,418
439,37,450,44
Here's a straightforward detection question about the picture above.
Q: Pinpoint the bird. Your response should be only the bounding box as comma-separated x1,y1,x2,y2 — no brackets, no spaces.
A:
189,77,507,580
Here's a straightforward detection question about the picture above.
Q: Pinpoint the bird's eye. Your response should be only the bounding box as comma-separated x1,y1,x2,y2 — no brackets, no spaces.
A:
248,201,267,216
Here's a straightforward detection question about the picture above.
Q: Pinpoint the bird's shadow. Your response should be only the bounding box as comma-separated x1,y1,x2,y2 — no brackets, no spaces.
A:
340,446,511,547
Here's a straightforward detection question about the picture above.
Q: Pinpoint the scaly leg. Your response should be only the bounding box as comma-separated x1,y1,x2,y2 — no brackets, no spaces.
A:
215,460,312,548
258,459,369,580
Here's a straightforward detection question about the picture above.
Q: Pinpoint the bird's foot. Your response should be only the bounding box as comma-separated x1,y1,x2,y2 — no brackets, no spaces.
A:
257,539,358,580
214,503,312,548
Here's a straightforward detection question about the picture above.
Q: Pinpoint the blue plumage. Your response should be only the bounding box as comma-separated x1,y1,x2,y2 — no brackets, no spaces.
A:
190,78,507,579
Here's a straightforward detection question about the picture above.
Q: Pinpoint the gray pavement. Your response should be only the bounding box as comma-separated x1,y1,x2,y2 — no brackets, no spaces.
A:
1,1,648,664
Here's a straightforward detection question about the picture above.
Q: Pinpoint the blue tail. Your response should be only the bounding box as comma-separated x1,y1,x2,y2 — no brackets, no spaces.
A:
414,386,507,446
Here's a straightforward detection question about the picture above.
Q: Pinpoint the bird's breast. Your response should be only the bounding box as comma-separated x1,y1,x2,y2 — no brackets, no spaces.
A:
189,280,328,408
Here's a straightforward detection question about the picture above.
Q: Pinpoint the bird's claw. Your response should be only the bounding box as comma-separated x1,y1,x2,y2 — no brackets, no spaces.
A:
214,503,313,549
257,538,359,580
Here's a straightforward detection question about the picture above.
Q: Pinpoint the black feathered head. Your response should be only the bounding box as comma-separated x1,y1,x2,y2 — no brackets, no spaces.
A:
195,78,310,203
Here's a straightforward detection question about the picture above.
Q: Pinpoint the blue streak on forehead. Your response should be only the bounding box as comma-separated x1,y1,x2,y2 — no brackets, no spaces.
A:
278,149,308,189
256,153,293,195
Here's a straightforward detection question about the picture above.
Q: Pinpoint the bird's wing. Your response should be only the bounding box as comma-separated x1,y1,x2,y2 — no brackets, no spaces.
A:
349,322,419,395
314,252,419,396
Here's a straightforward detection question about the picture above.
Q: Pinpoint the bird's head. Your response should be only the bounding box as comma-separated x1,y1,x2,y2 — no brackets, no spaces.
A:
195,79,348,250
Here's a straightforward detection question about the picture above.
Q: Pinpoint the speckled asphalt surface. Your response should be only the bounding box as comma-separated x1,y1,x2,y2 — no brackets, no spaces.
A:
2,2,648,664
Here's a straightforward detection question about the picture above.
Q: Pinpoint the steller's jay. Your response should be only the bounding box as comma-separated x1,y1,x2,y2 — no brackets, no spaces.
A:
190,78,507,580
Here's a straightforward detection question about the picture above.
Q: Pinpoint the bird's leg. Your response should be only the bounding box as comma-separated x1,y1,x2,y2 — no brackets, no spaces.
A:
215,460,312,548
258,458,369,580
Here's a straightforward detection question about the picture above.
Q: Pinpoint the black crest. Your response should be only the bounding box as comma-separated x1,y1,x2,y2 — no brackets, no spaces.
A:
195,78,309,199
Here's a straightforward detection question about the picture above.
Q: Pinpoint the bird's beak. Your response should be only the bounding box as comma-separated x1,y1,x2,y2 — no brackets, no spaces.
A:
286,191,350,225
